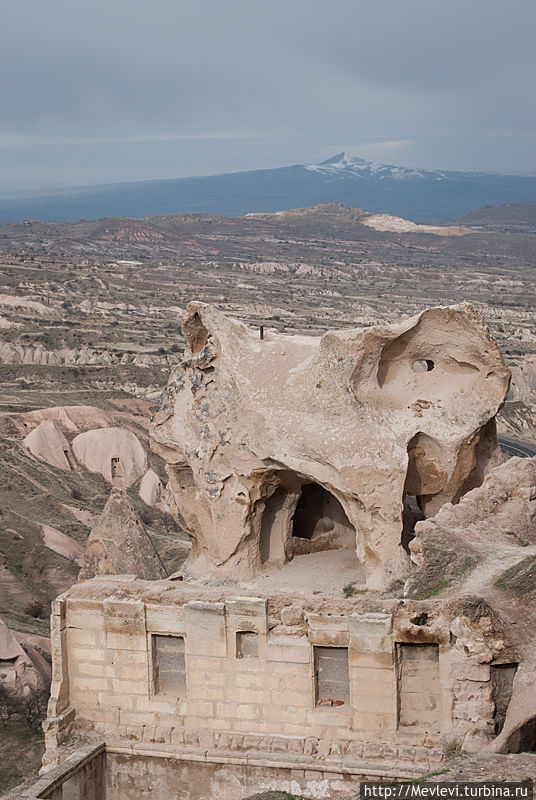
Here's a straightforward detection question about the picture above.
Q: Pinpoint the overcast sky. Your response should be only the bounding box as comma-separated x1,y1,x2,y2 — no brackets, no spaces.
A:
1,0,535,192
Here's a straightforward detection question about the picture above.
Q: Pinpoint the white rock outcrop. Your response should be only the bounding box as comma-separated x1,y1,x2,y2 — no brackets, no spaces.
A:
139,468,163,507
71,427,147,486
23,420,74,471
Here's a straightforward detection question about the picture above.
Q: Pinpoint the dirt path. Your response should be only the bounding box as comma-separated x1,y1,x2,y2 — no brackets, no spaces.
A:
458,540,536,597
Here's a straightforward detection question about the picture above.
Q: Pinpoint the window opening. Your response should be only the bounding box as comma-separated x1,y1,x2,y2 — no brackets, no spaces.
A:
153,634,186,696
236,631,258,659
314,646,349,707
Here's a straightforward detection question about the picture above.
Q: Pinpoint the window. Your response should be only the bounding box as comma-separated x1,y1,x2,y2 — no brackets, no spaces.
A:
111,456,123,478
236,631,258,659
314,646,349,707
396,643,439,732
153,635,186,696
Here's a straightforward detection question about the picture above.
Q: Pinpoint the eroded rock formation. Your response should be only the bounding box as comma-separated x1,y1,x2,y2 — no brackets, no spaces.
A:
78,488,167,581
72,427,147,487
23,419,74,471
151,301,510,588
0,616,50,708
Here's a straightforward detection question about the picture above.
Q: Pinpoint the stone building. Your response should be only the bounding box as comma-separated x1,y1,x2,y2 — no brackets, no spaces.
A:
18,304,536,800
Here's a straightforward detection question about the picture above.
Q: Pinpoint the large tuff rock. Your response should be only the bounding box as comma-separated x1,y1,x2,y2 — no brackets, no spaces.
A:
78,488,167,581
151,301,510,588
0,616,26,661
23,419,74,471
71,427,147,486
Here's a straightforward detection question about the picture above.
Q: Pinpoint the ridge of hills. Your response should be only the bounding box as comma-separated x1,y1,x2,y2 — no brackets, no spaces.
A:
0,152,535,224
446,202,536,231
1,201,535,265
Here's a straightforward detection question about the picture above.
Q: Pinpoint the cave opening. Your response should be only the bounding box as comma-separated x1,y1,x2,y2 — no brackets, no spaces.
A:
259,480,355,565
401,493,424,555
413,359,435,373
291,483,355,554
63,448,76,470
293,483,334,539
505,717,536,753
491,663,518,736
260,487,288,564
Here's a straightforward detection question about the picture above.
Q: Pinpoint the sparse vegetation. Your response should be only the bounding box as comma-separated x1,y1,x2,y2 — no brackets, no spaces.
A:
496,556,536,595
442,737,464,760
406,531,480,600
417,579,451,600
0,718,45,793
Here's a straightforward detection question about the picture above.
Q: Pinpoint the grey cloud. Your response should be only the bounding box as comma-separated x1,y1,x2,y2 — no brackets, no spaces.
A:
1,0,535,190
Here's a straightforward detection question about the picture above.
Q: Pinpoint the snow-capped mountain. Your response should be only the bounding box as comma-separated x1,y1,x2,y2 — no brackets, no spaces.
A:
0,153,535,224
306,152,435,181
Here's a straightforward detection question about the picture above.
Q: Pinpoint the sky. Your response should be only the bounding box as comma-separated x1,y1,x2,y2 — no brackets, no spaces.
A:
1,0,535,193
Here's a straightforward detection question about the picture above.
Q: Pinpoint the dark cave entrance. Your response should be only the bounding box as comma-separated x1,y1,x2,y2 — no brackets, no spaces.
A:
401,432,442,554
63,448,76,470
291,483,355,554
401,494,424,555
293,483,334,540
505,717,536,753
259,480,355,565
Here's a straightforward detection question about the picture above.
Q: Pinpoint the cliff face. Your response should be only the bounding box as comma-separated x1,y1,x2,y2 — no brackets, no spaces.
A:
151,302,510,589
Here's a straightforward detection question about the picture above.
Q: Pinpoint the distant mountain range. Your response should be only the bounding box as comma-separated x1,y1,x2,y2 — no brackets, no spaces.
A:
1,153,535,224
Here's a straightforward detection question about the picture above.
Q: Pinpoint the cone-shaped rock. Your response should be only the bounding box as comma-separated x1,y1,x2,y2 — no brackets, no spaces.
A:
79,488,167,581
0,616,26,661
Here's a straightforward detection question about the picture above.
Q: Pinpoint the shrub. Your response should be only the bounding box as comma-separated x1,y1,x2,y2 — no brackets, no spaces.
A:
26,601,44,619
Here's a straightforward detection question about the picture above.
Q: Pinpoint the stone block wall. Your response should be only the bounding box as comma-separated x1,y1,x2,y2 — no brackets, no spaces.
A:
44,590,455,776
42,582,515,788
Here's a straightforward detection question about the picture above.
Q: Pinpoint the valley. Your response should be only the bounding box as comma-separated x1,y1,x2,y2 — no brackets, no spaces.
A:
0,201,534,638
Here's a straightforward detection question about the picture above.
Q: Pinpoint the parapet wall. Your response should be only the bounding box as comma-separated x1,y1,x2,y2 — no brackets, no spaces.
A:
42,577,515,795
14,744,105,800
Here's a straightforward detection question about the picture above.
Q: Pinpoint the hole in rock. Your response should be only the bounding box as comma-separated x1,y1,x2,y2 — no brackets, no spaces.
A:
292,484,352,541
260,487,288,564
401,494,424,554
505,716,536,753
451,418,498,504
63,449,76,470
259,480,356,566
293,483,335,540
291,483,355,557
413,359,435,373
491,663,518,736
110,457,123,478
411,612,428,626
